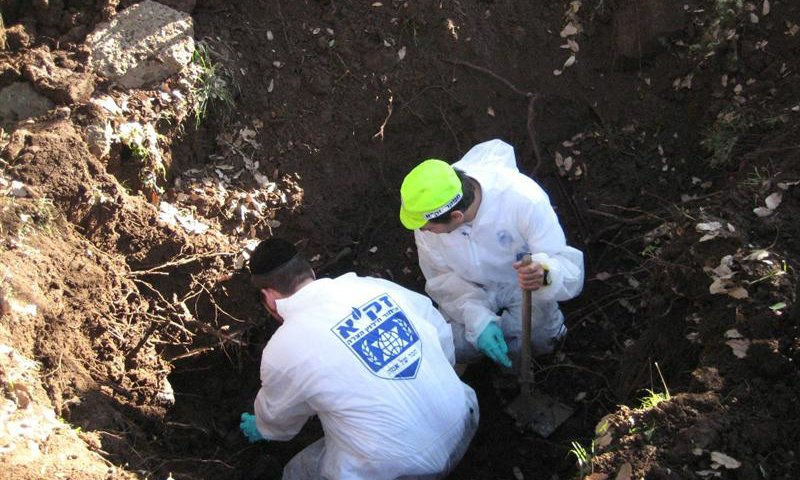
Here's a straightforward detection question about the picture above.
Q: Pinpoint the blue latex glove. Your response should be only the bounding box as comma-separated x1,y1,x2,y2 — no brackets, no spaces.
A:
476,322,512,368
240,412,265,443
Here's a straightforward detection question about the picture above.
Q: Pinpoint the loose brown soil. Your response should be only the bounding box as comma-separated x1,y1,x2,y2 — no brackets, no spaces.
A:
1,1,798,479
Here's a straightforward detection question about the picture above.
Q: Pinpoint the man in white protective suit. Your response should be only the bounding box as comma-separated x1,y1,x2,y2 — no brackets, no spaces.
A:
239,238,479,480
399,139,585,369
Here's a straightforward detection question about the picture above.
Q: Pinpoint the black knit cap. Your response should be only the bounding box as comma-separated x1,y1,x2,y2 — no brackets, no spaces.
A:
249,238,298,275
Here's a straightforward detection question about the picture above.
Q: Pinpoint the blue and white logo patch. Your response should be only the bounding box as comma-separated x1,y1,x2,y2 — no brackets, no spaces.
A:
331,293,421,380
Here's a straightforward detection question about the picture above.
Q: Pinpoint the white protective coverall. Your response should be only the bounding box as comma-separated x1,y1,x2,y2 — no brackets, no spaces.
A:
253,273,479,480
415,139,585,361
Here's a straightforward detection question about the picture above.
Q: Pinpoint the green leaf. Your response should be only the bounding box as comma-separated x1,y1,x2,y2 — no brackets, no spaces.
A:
769,302,786,311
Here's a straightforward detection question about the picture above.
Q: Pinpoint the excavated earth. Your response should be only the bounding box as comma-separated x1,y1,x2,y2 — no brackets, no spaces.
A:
1,0,798,479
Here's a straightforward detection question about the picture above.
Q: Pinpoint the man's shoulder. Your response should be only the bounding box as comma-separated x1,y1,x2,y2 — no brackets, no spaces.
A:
474,177,545,217
454,139,517,171
491,172,549,203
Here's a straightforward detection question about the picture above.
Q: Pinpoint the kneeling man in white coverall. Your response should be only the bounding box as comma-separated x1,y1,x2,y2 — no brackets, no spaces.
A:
239,238,479,480
399,139,585,368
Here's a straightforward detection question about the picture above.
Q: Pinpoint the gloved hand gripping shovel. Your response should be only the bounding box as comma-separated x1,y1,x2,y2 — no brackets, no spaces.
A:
504,254,573,437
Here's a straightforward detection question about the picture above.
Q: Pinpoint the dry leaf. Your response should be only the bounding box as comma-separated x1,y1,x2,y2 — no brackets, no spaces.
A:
725,338,750,358
560,23,578,37
595,272,612,281
765,191,782,210
398,46,407,60
753,207,773,217
710,259,734,278
586,474,609,480
709,278,729,295
553,69,563,76
710,451,742,469
725,329,743,339
762,0,770,15
564,55,577,68
595,414,614,435
595,432,613,448
744,249,769,261
696,470,722,477
487,107,496,117
240,127,258,146
726,287,749,299
615,463,633,480
696,222,722,232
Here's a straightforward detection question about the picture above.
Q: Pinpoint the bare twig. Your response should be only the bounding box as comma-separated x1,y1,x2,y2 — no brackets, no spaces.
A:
128,252,233,277
170,346,216,362
275,0,294,59
438,104,461,152
586,208,653,225
131,278,174,311
163,457,236,470
445,58,531,97
41,352,64,379
372,91,394,141
127,321,160,360
599,203,668,223
554,173,591,243
197,280,247,324
572,292,646,328
444,58,543,172
316,247,353,276
535,362,614,393
743,145,800,158
526,95,543,172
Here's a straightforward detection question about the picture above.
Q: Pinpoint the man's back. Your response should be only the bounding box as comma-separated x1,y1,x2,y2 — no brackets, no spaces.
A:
255,273,476,480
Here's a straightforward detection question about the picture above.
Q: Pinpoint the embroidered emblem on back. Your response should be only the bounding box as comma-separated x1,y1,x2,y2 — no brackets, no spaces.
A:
332,293,421,379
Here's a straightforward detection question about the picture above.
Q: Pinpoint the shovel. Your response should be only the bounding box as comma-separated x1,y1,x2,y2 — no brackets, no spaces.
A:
504,254,573,437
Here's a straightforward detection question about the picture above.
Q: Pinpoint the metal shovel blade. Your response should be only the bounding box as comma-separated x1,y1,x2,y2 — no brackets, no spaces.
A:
505,389,574,437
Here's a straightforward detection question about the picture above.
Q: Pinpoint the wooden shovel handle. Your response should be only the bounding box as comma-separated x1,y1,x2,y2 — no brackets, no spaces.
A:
520,254,534,391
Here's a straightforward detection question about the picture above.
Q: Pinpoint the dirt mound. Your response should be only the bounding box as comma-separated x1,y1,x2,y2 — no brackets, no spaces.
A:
1,0,798,479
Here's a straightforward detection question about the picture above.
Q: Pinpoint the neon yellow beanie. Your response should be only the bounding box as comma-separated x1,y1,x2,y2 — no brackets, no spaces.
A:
399,159,463,230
